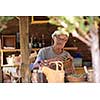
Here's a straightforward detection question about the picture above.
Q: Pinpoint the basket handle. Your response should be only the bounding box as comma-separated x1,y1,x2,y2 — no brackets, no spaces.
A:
49,61,63,71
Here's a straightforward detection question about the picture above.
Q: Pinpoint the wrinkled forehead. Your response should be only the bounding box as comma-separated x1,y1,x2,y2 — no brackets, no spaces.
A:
57,34,68,39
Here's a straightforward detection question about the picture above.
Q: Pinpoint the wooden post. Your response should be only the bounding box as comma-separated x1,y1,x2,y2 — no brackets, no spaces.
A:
19,16,31,82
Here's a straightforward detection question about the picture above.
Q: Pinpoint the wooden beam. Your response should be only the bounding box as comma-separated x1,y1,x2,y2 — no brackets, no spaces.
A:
31,20,49,24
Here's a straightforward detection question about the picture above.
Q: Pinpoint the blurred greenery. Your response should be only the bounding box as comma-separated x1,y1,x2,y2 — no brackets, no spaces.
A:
48,16,100,35
0,16,15,32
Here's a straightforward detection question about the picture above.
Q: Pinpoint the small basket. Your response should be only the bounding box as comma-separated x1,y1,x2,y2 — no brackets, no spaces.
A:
67,74,85,82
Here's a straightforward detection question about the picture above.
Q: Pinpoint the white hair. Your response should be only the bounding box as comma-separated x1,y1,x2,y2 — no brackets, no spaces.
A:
52,30,69,38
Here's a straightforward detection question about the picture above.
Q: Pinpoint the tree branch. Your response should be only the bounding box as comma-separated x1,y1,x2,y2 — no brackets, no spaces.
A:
72,31,91,46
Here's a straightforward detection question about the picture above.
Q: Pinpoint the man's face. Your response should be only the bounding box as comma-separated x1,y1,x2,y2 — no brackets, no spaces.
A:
53,34,68,49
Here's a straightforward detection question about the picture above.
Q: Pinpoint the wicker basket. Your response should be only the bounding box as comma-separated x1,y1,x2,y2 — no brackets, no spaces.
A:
67,74,85,82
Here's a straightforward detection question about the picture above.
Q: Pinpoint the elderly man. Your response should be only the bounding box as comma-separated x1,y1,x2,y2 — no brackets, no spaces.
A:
33,30,73,67
34,30,73,64
31,30,75,82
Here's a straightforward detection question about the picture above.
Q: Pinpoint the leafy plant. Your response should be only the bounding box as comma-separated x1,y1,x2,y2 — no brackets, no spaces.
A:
48,16,100,34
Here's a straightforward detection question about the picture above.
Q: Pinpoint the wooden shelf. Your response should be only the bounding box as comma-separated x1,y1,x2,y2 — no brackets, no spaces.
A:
0,47,78,52
0,49,20,52
31,20,49,24
1,64,19,68
64,47,78,50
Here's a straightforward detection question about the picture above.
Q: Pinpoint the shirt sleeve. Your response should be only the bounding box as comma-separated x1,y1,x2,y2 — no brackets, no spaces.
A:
67,52,73,60
63,51,73,60
34,48,46,65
